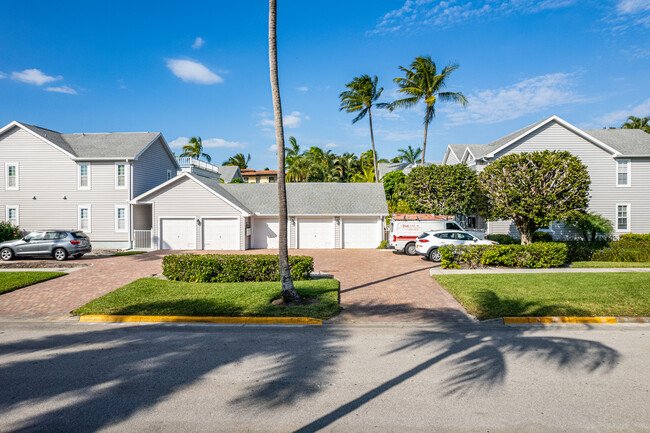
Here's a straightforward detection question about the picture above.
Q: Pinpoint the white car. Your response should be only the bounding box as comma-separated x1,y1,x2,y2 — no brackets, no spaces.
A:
415,230,498,262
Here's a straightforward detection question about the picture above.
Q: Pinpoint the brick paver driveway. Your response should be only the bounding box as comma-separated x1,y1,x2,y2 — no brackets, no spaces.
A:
0,249,468,323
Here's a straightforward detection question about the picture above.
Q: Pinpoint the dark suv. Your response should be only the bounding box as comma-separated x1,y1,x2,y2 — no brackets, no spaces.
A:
0,230,92,261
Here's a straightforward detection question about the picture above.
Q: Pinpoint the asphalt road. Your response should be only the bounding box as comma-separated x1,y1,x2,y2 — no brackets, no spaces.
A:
0,321,648,433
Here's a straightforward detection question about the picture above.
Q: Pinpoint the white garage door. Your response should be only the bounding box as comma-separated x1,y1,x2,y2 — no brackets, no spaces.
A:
342,218,379,249
298,218,333,249
160,218,196,250
203,218,240,250
252,218,280,249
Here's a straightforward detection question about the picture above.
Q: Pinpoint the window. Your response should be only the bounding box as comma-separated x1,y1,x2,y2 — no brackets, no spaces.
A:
5,163,18,190
617,159,630,187
78,205,91,232
78,163,91,190
115,163,127,189
167,169,173,180
446,222,462,230
24,231,43,241
115,206,127,232
5,206,19,226
456,233,476,241
616,204,630,232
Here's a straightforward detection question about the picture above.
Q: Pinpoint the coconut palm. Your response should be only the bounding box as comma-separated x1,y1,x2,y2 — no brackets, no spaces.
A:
339,74,388,182
180,137,211,162
222,153,251,169
268,0,300,303
352,166,376,183
390,56,467,164
621,116,650,134
397,145,422,164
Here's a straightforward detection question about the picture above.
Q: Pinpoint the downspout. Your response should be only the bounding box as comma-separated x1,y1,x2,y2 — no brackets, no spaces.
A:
129,160,133,249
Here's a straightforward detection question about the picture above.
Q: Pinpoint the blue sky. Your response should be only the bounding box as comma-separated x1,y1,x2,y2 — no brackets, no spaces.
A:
1,0,649,168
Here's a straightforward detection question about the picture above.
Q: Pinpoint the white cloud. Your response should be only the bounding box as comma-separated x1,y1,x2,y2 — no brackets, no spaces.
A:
595,98,650,127
324,143,339,148
374,109,401,120
44,85,77,95
268,144,278,152
169,136,244,149
165,59,223,84
296,86,309,92
443,72,581,126
610,0,650,29
11,69,62,86
192,37,205,49
258,111,307,129
368,0,576,35
0,72,6,79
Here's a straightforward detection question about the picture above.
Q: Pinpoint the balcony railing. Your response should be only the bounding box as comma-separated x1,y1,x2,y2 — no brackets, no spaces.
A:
176,157,220,174
134,230,152,249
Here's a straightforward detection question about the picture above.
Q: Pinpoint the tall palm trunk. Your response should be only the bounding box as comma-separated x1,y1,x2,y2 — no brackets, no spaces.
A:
368,108,379,182
269,0,300,303
421,105,431,165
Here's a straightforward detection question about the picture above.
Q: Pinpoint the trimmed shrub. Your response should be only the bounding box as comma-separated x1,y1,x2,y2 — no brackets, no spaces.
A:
485,234,519,245
377,240,389,249
564,240,608,262
591,239,650,263
162,254,314,283
619,233,650,243
0,221,22,243
440,243,568,269
533,231,553,242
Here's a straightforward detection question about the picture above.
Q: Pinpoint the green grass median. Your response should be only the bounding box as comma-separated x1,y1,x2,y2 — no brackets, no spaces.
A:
0,271,66,295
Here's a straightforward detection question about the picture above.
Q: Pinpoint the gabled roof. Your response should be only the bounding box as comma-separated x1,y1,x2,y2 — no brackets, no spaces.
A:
217,165,243,183
0,121,178,164
377,162,409,180
582,129,650,156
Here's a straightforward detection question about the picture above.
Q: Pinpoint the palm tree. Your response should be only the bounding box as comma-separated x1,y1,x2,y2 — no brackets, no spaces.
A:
621,115,650,134
339,74,388,183
286,136,302,161
352,166,376,183
390,56,467,164
397,145,422,164
222,153,251,169
269,0,300,303
180,137,211,162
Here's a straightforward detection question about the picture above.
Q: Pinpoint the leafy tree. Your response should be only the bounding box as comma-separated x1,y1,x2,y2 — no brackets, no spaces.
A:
352,166,376,183
566,212,614,242
402,164,479,216
382,170,406,201
180,137,211,162
339,74,388,182
335,152,360,182
390,56,467,165
268,0,300,303
396,145,422,164
621,115,650,134
230,177,244,184
478,150,591,245
223,153,251,169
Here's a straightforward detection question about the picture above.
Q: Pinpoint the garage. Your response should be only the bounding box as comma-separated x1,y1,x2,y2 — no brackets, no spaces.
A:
342,217,380,249
252,217,281,249
160,218,196,250
203,218,240,250
298,218,333,248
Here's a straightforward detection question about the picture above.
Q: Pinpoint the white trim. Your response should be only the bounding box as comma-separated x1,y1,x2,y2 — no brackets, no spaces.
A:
460,148,476,164
254,213,389,217
485,115,621,158
0,121,77,159
77,163,91,190
115,205,128,233
199,216,241,250
5,162,18,190
158,216,197,250
78,205,92,233
615,203,631,233
5,205,19,226
114,162,128,190
615,158,631,188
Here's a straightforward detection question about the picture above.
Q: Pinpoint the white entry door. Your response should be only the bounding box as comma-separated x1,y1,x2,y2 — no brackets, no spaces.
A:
203,218,239,250
298,218,333,249
160,218,196,250
252,217,281,249
342,217,379,249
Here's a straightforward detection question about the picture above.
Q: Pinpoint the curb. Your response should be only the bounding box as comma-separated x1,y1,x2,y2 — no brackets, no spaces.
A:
503,316,650,325
78,315,322,325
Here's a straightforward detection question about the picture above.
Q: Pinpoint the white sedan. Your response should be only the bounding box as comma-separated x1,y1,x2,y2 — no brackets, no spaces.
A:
415,230,498,262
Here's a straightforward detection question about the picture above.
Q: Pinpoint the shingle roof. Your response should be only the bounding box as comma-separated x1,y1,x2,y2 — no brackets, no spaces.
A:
217,166,242,183
16,122,162,159
220,182,388,215
377,162,409,180
583,129,650,155
189,175,251,213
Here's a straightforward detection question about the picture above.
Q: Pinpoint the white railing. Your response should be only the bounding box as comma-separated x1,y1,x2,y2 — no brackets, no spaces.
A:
134,230,152,249
175,157,220,174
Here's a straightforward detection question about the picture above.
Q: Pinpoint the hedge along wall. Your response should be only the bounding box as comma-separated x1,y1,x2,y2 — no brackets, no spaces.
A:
162,254,314,283
440,243,568,269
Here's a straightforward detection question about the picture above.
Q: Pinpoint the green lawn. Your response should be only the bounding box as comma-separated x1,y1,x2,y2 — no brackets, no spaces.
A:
73,278,341,319
0,271,66,295
434,273,650,320
113,251,147,256
572,261,650,268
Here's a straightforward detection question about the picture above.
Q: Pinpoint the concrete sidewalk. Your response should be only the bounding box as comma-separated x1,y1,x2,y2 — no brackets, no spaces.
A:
430,266,650,275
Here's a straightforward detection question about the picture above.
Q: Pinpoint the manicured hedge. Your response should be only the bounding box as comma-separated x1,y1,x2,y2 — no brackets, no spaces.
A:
485,234,519,245
564,240,608,262
162,254,314,283
591,239,650,262
532,231,553,242
440,243,568,269
619,233,650,243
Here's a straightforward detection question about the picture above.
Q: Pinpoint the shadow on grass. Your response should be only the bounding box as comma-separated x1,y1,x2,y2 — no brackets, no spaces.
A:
473,290,594,320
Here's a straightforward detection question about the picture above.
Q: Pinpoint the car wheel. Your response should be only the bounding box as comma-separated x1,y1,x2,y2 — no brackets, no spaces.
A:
73,253,84,259
405,243,417,256
0,248,14,261
428,249,442,262
53,248,68,261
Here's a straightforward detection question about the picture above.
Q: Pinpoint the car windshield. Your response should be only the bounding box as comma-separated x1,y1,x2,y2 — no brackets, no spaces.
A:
417,233,429,239
24,232,44,241
71,231,86,239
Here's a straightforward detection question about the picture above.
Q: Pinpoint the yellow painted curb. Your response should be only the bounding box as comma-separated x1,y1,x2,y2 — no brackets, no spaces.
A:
78,315,322,325
504,316,618,325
